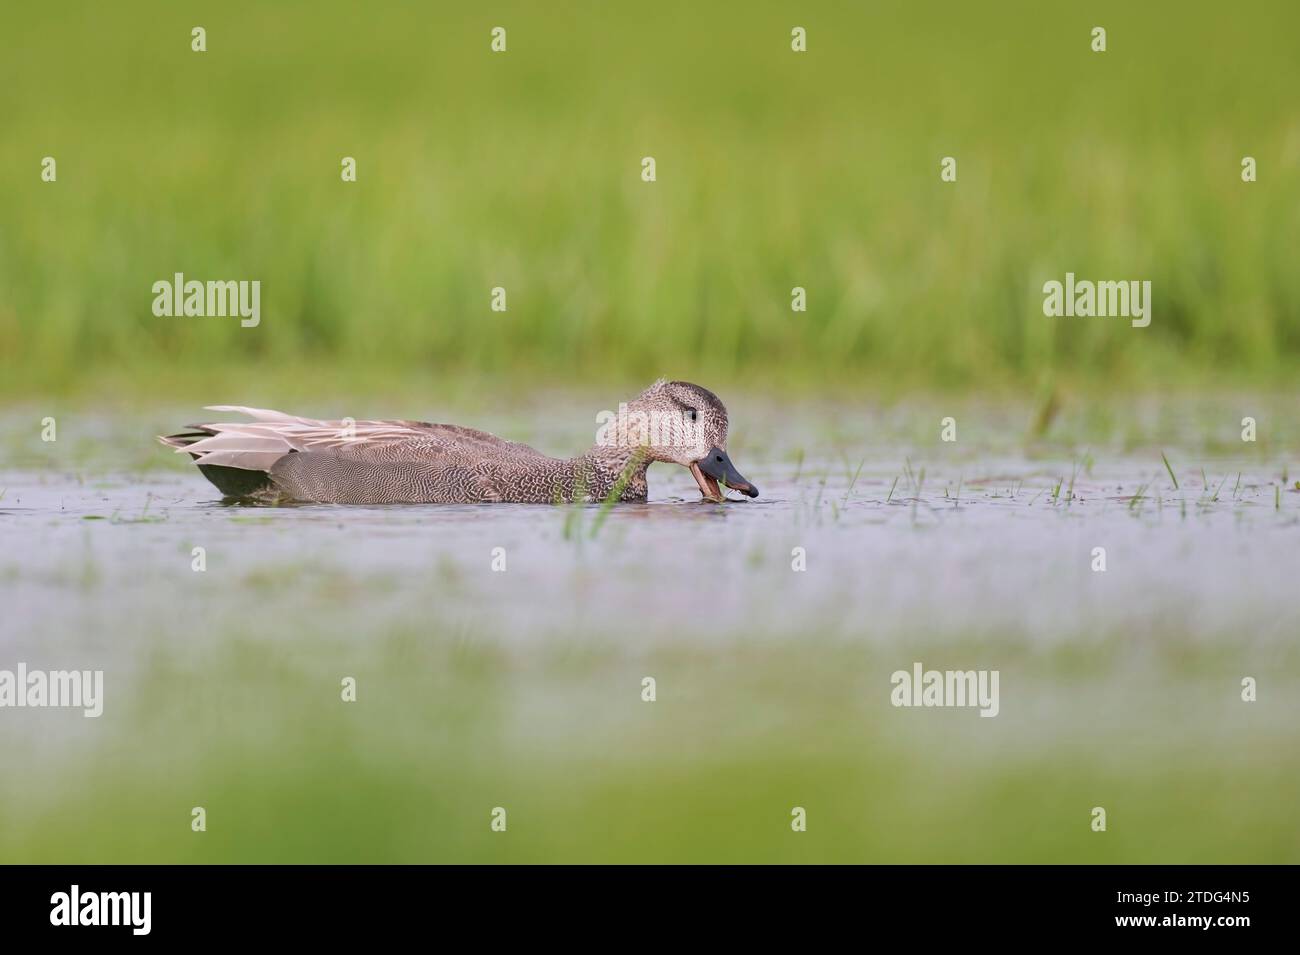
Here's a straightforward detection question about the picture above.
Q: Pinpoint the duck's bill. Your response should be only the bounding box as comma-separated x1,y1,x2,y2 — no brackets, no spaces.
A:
692,447,759,500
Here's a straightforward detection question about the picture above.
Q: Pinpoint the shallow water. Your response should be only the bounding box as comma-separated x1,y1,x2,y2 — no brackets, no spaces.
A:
2,406,1299,861
4,453,1297,664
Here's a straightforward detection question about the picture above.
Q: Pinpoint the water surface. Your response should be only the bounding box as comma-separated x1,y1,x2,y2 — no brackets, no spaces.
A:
2,407,1298,862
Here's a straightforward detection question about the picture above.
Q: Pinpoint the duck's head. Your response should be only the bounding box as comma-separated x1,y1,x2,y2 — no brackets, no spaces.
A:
598,380,759,501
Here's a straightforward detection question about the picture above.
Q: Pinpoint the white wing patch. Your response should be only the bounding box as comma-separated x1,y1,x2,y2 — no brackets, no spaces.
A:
176,406,437,471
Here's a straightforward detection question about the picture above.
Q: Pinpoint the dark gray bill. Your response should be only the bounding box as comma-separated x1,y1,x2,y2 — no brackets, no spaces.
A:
696,446,758,498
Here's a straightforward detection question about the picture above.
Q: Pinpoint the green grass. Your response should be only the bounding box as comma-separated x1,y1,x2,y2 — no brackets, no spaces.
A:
3,1,1300,400
1161,451,1179,490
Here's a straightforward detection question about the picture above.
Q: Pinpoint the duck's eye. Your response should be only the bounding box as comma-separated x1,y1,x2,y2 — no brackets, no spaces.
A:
687,409,698,421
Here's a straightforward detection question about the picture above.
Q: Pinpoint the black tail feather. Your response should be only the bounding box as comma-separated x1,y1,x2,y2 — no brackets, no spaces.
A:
196,463,275,498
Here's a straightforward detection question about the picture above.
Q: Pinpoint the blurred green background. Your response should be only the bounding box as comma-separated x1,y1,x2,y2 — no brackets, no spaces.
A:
3,0,1298,401
3,2,1299,866
5,628,1294,863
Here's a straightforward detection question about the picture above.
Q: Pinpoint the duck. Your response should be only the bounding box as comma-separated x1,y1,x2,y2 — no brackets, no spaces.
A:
158,379,759,505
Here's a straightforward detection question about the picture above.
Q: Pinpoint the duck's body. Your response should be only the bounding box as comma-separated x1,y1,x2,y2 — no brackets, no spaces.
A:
162,409,652,504
159,381,758,505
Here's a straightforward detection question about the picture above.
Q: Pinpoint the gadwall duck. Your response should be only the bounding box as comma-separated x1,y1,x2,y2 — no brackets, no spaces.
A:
159,380,758,504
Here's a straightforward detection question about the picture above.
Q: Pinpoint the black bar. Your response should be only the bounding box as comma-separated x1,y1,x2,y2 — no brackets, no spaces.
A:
0,865,1284,940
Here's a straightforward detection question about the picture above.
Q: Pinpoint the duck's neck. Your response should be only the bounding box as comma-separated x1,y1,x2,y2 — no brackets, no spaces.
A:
572,444,652,503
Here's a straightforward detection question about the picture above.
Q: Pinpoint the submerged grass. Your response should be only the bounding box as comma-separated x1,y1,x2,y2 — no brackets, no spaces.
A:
1128,482,1149,512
